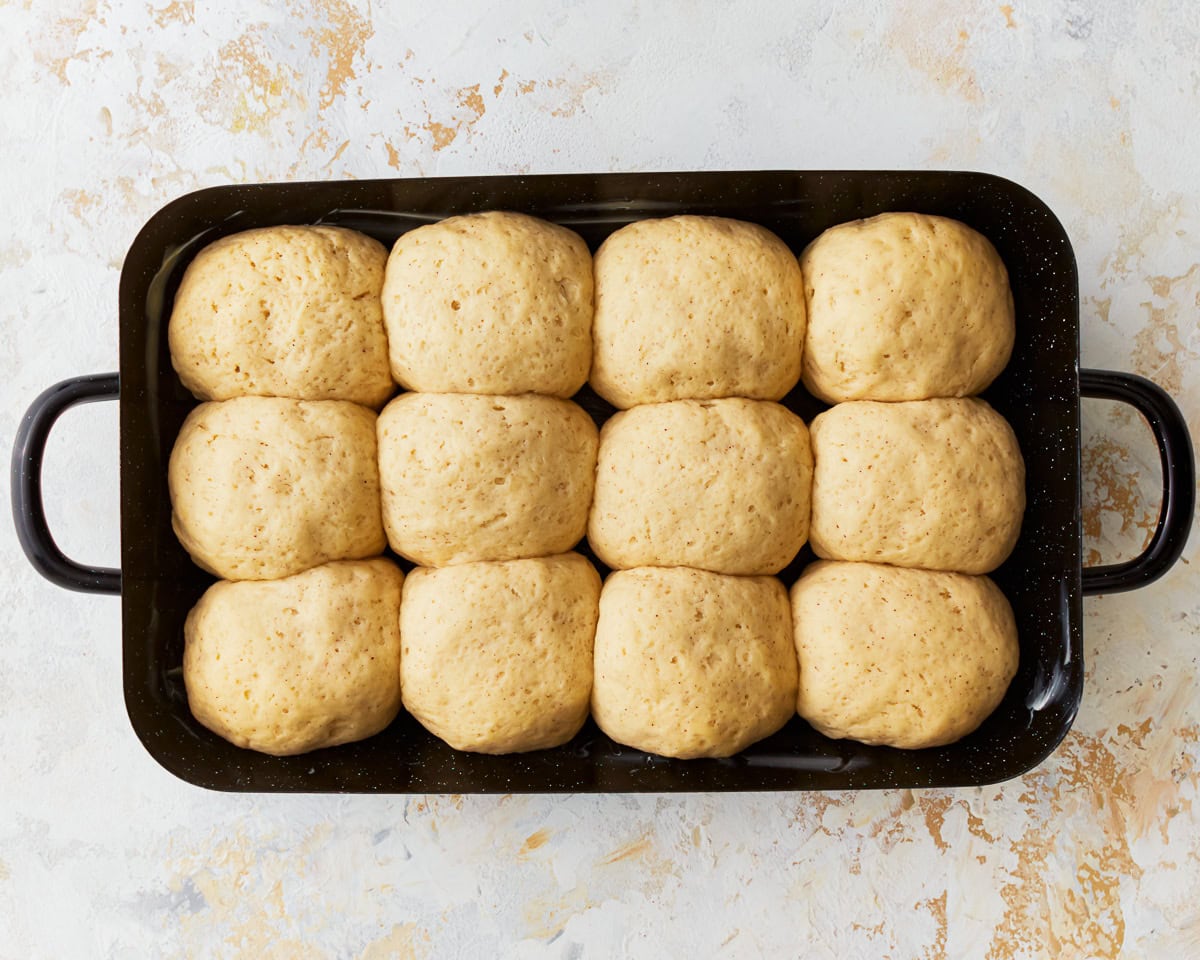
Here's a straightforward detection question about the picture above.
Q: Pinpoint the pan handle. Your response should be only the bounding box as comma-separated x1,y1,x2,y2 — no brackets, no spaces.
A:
10,373,122,594
1080,368,1194,596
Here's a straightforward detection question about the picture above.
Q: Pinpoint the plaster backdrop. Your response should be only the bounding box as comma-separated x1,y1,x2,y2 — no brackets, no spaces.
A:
1,1,1198,957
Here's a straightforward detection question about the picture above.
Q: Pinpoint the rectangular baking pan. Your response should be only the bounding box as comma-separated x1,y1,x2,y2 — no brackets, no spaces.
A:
11,171,1195,792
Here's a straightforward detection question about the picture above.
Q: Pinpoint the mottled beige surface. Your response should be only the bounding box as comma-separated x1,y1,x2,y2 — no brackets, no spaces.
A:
382,211,593,396
801,212,1015,402
4,3,1200,958
589,398,812,575
376,392,597,566
809,397,1026,573
183,558,404,756
791,560,1019,749
169,225,394,408
593,566,797,759
400,553,599,754
168,396,385,580
590,215,805,407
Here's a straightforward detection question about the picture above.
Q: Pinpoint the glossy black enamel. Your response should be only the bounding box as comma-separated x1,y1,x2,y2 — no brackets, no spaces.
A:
10,373,121,594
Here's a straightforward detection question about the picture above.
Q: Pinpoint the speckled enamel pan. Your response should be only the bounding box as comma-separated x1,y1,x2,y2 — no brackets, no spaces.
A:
11,172,1195,792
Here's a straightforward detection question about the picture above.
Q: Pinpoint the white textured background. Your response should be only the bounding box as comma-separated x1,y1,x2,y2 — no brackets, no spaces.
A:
2,2,1199,957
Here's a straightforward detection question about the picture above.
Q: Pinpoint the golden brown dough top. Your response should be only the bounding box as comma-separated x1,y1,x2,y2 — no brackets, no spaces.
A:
168,225,394,408
801,212,1014,402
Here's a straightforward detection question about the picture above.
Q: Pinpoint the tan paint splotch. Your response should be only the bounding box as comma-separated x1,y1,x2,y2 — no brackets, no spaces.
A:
1131,264,1200,395
0,239,31,270
203,26,304,135
918,890,948,960
985,727,1163,959
502,71,609,117
598,832,653,866
167,832,332,960
887,1,982,102
999,5,1017,29
518,828,551,858
33,0,110,85
917,794,955,852
1117,676,1199,846
149,0,194,28
356,923,430,960
521,884,590,941
457,83,486,122
595,828,682,895
60,187,101,222
399,74,497,153
424,122,457,151
297,0,373,112
1081,436,1156,567
398,67,612,153
539,73,607,118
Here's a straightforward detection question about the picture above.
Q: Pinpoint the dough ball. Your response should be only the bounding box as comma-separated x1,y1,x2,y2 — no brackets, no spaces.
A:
399,553,600,753
381,211,593,396
183,558,404,756
591,215,805,407
790,561,1019,749
168,225,393,408
169,397,385,580
809,398,1025,573
377,392,597,566
592,566,797,759
801,212,1014,402
588,398,812,575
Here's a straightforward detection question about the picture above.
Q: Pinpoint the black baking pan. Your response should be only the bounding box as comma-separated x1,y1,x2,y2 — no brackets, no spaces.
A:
11,172,1196,793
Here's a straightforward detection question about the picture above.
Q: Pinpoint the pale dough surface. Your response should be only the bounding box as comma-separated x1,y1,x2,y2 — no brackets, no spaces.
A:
590,215,805,408
168,225,394,408
800,212,1015,402
377,392,597,566
592,566,797,759
399,553,600,754
790,561,1019,749
183,558,404,756
169,397,385,580
381,211,593,397
809,398,1025,573
588,398,812,575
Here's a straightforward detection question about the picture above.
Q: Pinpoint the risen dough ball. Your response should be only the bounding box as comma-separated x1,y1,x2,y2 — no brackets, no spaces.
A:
592,567,797,759
591,215,806,408
588,398,812,575
183,558,404,756
169,397,385,580
801,212,1015,402
399,553,600,753
790,561,1019,749
809,398,1025,573
168,225,393,408
376,393,597,566
381,211,593,396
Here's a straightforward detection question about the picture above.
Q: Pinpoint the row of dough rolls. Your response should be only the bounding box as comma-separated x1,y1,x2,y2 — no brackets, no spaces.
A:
585,218,807,758
183,556,1018,757
166,210,1015,410
374,216,598,755
796,215,1022,751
